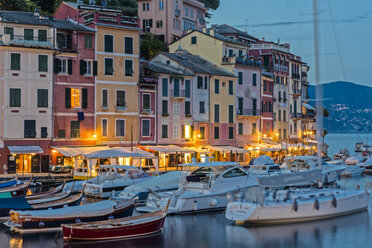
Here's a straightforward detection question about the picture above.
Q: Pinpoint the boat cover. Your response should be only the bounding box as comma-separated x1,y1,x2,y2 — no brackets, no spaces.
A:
11,200,118,219
0,197,32,210
0,179,17,189
252,156,276,166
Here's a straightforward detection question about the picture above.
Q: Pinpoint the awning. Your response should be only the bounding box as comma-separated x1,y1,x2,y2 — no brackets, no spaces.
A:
184,147,211,154
52,146,109,157
82,148,145,159
113,147,156,158
207,146,249,153
8,146,43,154
303,103,315,110
140,145,195,154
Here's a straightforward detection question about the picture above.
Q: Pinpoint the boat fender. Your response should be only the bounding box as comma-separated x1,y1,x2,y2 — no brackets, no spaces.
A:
332,196,337,208
75,219,81,223
324,175,328,184
39,221,45,228
193,200,198,212
292,199,298,212
314,198,319,210
357,184,360,189
210,198,218,206
108,215,114,220
12,191,16,196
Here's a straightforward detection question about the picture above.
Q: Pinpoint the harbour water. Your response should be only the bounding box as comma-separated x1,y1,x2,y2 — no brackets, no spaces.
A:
326,132,372,156
1,133,372,248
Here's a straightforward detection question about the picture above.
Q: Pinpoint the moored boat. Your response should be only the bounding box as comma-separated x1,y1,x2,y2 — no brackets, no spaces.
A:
0,178,32,198
6,199,135,234
25,181,66,200
62,201,169,241
0,178,17,189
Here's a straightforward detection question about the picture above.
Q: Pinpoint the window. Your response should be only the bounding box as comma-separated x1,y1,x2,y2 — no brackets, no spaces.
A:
104,34,113,52
173,79,180,97
294,121,297,134
190,9,194,18
214,126,219,139
185,101,191,115
252,123,257,134
104,58,114,75
283,110,286,121
38,55,48,72
173,125,180,139
38,30,47,42
117,90,126,107
185,80,191,98
102,119,108,137
199,101,205,113
124,37,133,54
143,2,146,10
199,127,205,139
229,127,234,139
162,100,168,115
162,125,168,138
147,3,149,10
142,94,151,110
125,60,133,76
264,81,267,91
228,49,233,57
162,78,168,96
280,128,283,139
238,72,243,85
266,122,270,133
102,89,108,107
159,0,164,10
80,60,92,75
283,129,287,139
142,119,150,137
72,88,81,108
214,104,219,123
116,119,125,137
11,53,20,70
24,29,33,40
173,101,180,114
252,73,257,86
9,88,21,107
204,76,208,89
55,58,68,74
191,36,197,44
84,34,92,49
197,76,203,89
24,120,36,138
278,110,282,121
70,121,80,138
37,89,48,107
229,105,234,123
214,79,219,94
5,27,14,40
228,80,233,95
185,7,188,16
58,130,66,138
238,123,243,135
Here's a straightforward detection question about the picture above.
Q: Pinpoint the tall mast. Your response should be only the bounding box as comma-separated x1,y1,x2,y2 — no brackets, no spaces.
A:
313,0,323,168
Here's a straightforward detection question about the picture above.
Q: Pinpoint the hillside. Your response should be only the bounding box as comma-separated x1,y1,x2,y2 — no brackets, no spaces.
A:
309,81,372,132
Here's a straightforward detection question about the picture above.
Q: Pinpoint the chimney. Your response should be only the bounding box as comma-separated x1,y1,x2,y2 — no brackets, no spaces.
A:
202,27,206,33
209,28,214,36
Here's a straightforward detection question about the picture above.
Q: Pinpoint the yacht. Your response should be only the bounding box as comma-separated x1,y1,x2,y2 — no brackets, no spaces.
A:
225,187,370,224
84,165,150,198
358,157,372,174
328,160,364,177
136,162,259,214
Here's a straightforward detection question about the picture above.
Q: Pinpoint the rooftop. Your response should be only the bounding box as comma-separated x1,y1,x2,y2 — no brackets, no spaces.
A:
145,61,193,76
0,10,51,26
213,24,257,42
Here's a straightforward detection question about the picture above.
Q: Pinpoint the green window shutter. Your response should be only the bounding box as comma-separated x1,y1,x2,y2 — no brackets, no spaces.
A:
125,60,133,76
24,29,34,40
11,53,20,70
10,88,21,107
105,58,113,75
54,58,60,74
191,36,197,44
253,73,257,86
93,61,97,76
102,89,108,107
82,88,88,109
38,55,48,72
238,72,243,84
38,30,47,42
5,27,14,40
124,37,133,54
104,35,113,52
229,105,234,123
65,88,71,109
68,59,73,75
80,60,85,75
37,89,48,107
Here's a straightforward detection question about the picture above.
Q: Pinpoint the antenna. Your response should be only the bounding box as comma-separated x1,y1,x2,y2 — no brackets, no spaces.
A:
244,19,248,33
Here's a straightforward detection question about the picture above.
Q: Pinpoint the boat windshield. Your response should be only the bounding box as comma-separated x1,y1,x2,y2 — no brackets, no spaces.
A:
222,167,248,178
283,159,311,170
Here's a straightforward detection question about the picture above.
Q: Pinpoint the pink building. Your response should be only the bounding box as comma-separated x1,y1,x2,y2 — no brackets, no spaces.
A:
137,0,207,44
261,71,274,138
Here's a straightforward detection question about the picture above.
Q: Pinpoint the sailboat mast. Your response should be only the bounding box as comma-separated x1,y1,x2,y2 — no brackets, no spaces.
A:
313,0,323,168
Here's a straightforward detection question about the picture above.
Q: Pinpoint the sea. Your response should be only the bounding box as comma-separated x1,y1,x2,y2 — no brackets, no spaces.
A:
1,133,372,248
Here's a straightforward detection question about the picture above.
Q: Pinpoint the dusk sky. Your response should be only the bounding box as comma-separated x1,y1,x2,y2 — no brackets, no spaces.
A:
210,0,372,87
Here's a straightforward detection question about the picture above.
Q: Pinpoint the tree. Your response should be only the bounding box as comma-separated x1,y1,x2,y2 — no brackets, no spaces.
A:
106,0,137,16
0,0,35,11
140,33,166,60
199,0,219,10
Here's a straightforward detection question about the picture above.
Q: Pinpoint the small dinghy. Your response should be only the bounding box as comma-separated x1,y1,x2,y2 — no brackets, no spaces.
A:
0,178,32,198
5,199,135,234
0,178,17,189
62,200,169,241
25,181,66,201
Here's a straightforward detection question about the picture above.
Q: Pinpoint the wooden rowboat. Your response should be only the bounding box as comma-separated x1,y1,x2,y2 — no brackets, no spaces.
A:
0,178,17,189
62,200,169,241
0,178,32,198
25,181,66,201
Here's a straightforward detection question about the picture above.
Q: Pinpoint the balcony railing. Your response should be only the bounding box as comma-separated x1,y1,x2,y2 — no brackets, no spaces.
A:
171,90,186,99
274,64,288,72
175,9,181,17
235,56,262,66
237,109,262,117
291,113,304,119
2,34,53,48
222,56,235,64
141,108,153,115
116,105,127,112
292,73,301,79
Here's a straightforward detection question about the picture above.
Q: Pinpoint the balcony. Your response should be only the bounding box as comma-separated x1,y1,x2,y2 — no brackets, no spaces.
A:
291,113,304,119
141,108,153,115
170,90,186,99
292,88,302,96
116,105,127,112
235,56,262,66
1,34,53,49
292,73,301,79
274,64,288,72
237,109,262,118
175,9,181,17
222,56,235,64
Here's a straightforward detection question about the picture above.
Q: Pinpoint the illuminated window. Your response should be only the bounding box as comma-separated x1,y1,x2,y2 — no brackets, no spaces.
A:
184,125,192,139
71,88,81,108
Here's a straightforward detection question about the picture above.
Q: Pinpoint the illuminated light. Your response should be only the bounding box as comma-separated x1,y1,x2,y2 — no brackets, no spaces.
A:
312,146,316,149
248,147,253,150
92,134,97,138
92,169,96,173
184,125,192,139
31,153,35,156
294,147,298,150
288,147,292,151
12,154,16,156
197,134,201,138
263,134,267,138
310,131,313,135
275,133,279,136
52,149,57,153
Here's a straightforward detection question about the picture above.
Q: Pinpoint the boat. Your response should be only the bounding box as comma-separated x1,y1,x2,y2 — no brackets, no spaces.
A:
136,161,259,214
358,157,372,174
5,199,135,234
0,178,17,189
225,186,370,224
84,165,150,198
113,171,182,205
248,156,281,175
0,178,32,198
327,160,364,177
25,181,66,201
281,156,344,184
62,201,169,241
355,142,366,153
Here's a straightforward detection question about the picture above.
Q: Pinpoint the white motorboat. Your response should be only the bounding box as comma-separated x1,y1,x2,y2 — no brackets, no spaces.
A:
136,162,259,214
225,187,370,224
249,156,322,187
84,165,150,198
328,160,364,177
358,157,372,174
281,156,344,184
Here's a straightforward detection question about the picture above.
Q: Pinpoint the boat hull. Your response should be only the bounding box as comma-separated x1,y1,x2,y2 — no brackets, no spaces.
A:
226,191,369,224
62,215,166,241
